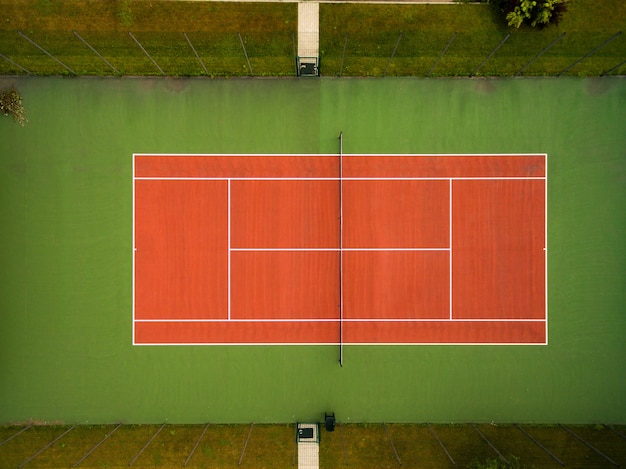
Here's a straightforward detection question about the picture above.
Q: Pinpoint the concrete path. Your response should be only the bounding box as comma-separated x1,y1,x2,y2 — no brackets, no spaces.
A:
297,424,320,469
298,2,319,59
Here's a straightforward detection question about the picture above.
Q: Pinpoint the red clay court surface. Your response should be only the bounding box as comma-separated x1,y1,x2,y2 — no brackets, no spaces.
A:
133,154,547,345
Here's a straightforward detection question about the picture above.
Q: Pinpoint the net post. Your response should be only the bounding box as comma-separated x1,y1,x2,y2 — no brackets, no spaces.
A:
338,131,344,367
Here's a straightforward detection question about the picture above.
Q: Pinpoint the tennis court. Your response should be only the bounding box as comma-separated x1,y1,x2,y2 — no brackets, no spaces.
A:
133,153,546,346
0,76,624,425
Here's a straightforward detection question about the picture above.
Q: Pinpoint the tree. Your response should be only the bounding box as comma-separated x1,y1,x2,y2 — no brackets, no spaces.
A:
0,88,27,126
499,0,568,28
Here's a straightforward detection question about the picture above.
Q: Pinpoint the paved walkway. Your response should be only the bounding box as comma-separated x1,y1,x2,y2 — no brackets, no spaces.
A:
297,424,320,469
298,2,319,59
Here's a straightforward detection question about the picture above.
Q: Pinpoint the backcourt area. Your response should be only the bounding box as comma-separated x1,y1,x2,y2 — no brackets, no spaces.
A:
0,76,624,429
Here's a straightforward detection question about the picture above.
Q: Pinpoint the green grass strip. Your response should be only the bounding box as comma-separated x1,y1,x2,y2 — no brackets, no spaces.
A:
0,0,624,77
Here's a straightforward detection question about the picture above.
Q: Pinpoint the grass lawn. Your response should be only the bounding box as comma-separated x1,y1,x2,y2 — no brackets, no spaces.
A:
2,423,626,468
0,0,297,76
0,0,624,76
320,2,626,76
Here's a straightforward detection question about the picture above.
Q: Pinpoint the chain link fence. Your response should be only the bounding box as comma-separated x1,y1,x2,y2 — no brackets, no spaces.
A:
0,29,624,77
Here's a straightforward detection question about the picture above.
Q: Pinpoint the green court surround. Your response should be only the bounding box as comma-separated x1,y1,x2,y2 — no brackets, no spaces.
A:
1,76,625,424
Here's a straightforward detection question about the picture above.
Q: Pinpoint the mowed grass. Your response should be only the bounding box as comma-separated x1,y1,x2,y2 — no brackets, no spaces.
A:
319,2,626,77
0,0,624,76
0,0,297,76
2,423,626,468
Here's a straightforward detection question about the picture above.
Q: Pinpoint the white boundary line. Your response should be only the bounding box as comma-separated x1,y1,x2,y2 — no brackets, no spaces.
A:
135,177,545,181
229,247,450,251
132,153,548,346
133,153,548,157
134,342,547,347
449,179,453,320
228,179,231,321
132,154,136,345
543,153,548,345
135,318,546,323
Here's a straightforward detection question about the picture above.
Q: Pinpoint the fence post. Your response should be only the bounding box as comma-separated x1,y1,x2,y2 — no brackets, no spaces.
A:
73,31,120,75
472,424,510,466
128,423,165,466
183,422,210,467
238,33,253,76
558,31,623,76
238,423,254,465
72,423,122,468
183,32,209,76
0,51,31,74
383,33,403,77
383,423,402,466
339,33,348,77
515,32,566,76
17,30,76,75
514,424,565,466
470,32,511,77
601,58,626,76
428,32,457,77
428,424,456,465
292,32,298,76
128,31,165,75
18,425,76,468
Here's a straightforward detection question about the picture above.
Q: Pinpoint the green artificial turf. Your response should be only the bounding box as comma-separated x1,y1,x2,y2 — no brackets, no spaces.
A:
1,76,625,426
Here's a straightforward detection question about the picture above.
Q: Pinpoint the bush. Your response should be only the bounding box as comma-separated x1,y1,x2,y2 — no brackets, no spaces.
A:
0,88,27,126
499,0,568,28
